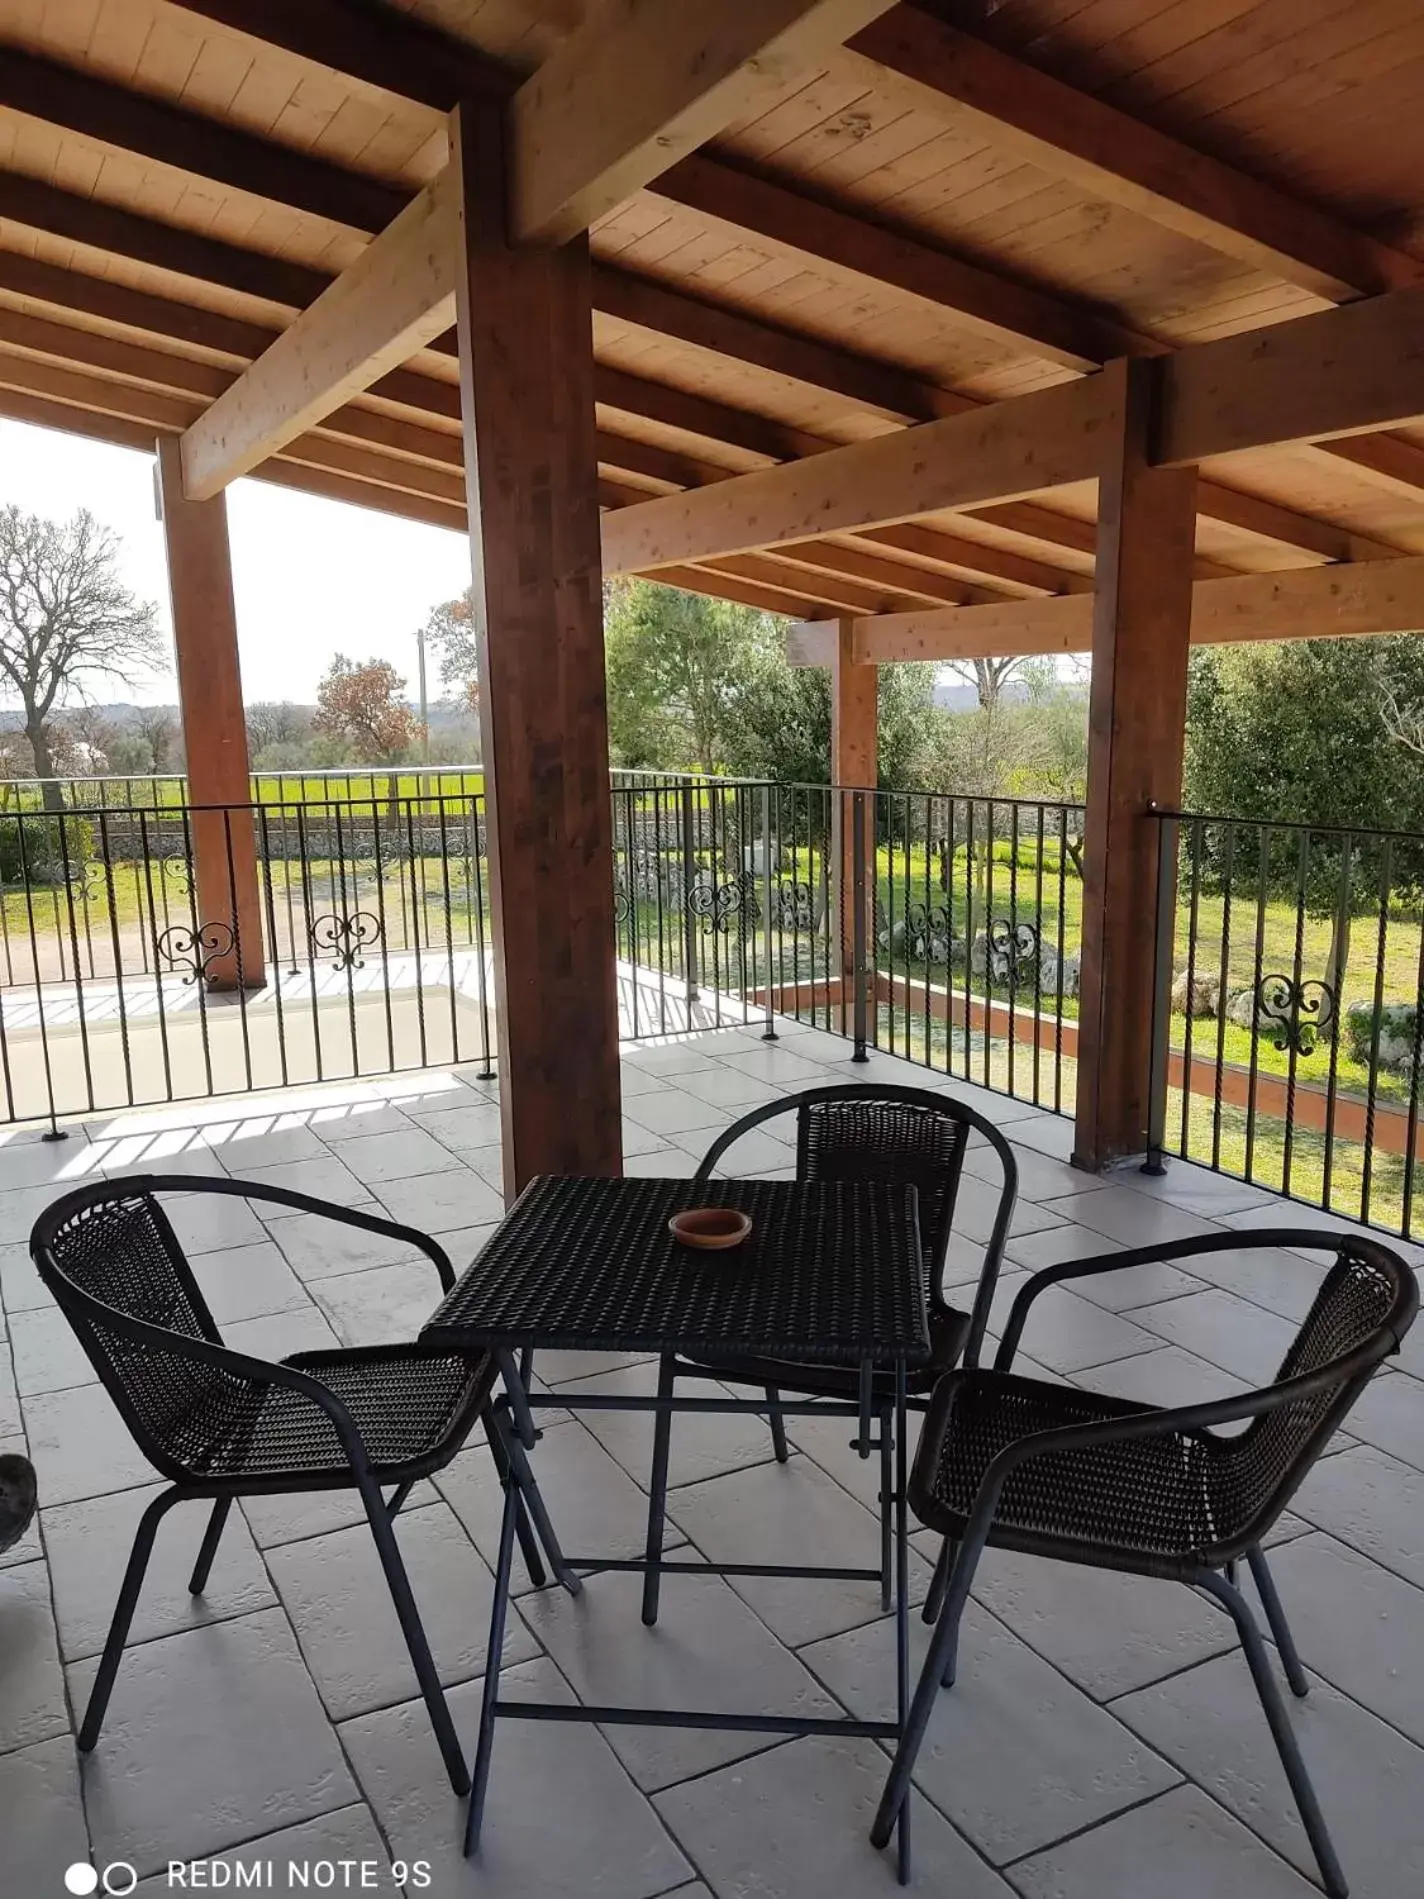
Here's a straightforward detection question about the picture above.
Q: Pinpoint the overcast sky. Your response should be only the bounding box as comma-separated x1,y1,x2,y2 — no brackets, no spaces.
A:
0,416,475,708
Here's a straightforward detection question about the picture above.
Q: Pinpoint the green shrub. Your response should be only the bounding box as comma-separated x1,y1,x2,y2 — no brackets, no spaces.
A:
0,815,95,886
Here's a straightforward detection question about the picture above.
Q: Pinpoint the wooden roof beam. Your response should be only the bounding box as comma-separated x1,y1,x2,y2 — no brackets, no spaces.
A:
509,1,899,243
177,166,459,498
790,554,1424,664
847,12,1424,303
602,375,1118,572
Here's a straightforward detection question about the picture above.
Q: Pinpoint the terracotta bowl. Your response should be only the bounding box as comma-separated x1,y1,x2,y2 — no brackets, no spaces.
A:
668,1206,753,1251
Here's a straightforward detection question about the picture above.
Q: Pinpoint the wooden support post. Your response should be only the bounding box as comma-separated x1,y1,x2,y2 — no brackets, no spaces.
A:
452,102,622,1197
155,437,265,991
1074,361,1197,1170
831,618,877,1048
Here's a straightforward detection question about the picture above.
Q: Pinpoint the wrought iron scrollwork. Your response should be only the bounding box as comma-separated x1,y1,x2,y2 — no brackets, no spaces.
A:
156,921,235,984
310,911,382,971
1255,974,1335,1055
164,853,193,897
904,901,956,964
986,917,1040,983
771,879,818,932
687,871,750,934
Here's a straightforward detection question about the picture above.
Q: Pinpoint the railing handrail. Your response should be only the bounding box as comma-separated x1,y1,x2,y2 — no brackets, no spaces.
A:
1149,803,1424,847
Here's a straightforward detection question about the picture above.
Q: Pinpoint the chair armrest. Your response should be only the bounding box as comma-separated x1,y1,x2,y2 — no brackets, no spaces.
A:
994,1225,1355,1372
123,1172,457,1291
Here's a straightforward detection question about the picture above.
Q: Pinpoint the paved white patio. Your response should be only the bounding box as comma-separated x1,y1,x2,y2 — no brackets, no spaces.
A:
1,1019,1421,1897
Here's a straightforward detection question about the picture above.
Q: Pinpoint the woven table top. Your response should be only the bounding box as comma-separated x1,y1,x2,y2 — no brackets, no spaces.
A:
420,1174,929,1366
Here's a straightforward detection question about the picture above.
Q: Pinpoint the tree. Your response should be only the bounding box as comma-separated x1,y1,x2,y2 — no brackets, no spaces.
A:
604,580,777,772
1184,637,1424,995
133,706,181,775
943,654,1028,709
0,506,162,807
723,648,939,792
246,701,313,763
312,655,419,764
421,588,480,720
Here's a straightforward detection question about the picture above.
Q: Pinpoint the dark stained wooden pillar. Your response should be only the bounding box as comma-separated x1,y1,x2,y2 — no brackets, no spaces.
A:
155,437,265,992
831,618,877,1025
1074,359,1197,1170
451,101,622,1196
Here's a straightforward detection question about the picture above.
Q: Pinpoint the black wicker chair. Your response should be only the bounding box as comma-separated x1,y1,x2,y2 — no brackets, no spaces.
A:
30,1173,525,1798
642,1083,1019,1622
872,1227,1419,1898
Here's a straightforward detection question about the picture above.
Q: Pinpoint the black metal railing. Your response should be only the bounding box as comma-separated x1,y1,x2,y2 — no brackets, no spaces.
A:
610,770,1084,1111
1147,809,1424,1240
0,767,485,815
0,791,496,1128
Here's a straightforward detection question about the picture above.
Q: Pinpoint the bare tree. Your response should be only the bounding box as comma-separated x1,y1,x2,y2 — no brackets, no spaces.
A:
1378,670,1424,758
420,587,480,721
943,655,1027,709
0,507,163,808
134,706,181,775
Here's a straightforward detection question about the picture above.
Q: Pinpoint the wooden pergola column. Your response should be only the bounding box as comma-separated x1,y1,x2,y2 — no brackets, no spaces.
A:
1073,360,1197,1170
831,618,877,1034
155,438,265,991
451,101,622,1196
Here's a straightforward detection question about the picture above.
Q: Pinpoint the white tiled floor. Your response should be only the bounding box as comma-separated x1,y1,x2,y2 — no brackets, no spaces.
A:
2,1019,1422,1896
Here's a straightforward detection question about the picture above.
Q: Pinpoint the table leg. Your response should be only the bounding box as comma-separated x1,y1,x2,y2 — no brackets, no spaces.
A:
497,1348,539,1450
502,1408,581,1598
481,1405,546,1590
465,1407,522,1855
641,1352,676,1626
895,1357,911,1885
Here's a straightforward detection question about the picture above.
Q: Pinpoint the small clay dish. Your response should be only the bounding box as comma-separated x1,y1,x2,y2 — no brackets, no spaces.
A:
668,1206,752,1251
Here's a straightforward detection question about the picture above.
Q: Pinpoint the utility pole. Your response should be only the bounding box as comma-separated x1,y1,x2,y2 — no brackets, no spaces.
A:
414,621,430,763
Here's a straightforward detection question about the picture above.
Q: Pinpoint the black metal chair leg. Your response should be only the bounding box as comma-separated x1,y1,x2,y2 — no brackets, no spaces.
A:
1196,1568,1346,1899
386,1480,416,1521
188,1498,231,1595
922,1537,953,1627
642,1352,676,1627
879,1405,894,1612
357,1473,470,1798
871,1531,982,1852
81,1489,180,1751
765,1385,790,1463
466,1421,521,1857
1247,1545,1310,1699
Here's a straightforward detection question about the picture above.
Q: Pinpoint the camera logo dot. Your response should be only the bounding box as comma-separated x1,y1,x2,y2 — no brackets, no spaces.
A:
63,1866,136,1896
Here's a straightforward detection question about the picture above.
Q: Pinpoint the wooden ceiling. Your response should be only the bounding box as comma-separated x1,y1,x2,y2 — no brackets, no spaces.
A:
1,0,1424,622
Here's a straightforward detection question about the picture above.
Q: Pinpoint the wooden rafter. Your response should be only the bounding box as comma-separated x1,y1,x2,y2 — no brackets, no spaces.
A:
846,12,1424,303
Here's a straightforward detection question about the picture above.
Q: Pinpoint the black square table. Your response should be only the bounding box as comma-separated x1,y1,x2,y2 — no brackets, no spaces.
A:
420,1171,930,1880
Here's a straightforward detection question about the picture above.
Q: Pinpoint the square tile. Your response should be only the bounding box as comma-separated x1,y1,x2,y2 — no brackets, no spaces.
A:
0,1560,70,1750
969,1546,1235,1699
0,1737,90,1892
375,1167,505,1233
191,1240,311,1325
1073,1344,1253,1412
1132,1289,1297,1385
716,1045,831,1086
326,1127,466,1183
1011,1785,1317,1898
674,1125,794,1176
1168,1244,1330,1324
240,1479,439,1550
224,1306,342,1360
654,1734,1014,1898
563,1360,786,1491
45,1482,274,1661
10,1304,95,1395
436,1419,678,1587
243,1155,370,1215
1289,1444,1424,1588
22,1381,153,1504
623,1088,734,1137
270,1214,422,1282
1344,1370,1424,1473
309,1101,416,1142
267,1501,538,1719
163,1192,268,1255
801,1599,1178,1863
668,1456,934,1647
622,1042,723,1077
71,1608,356,1877
312,1260,449,1347
1259,1533,1424,1744
0,1239,53,1313
1049,1189,1225,1248
987,1274,1161,1374
674,1066,787,1108
522,1567,843,1791
1117,1653,1424,1895
199,1121,332,1169
342,1656,691,1899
